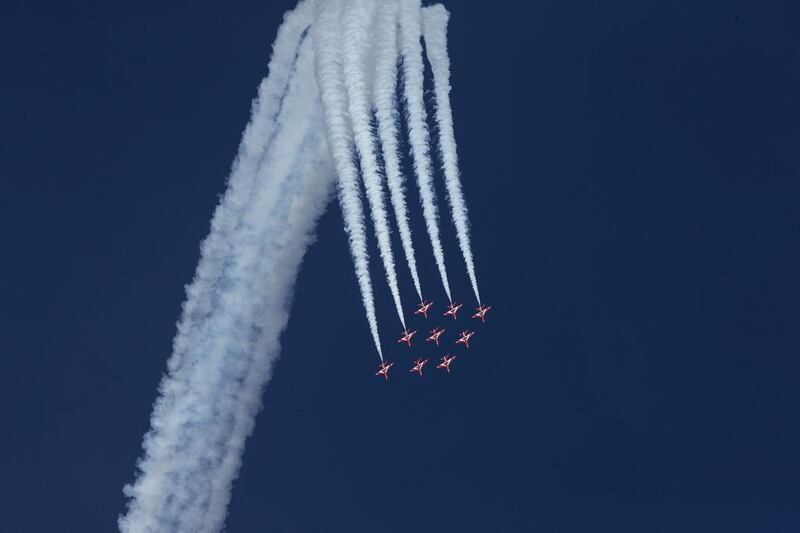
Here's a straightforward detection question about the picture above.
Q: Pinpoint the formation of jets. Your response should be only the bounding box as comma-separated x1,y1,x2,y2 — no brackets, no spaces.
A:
376,301,491,381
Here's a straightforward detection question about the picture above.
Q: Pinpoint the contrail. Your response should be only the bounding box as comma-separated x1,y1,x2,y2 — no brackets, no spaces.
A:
398,0,453,302
422,4,481,303
373,0,424,302
342,0,407,329
312,0,384,358
119,35,334,532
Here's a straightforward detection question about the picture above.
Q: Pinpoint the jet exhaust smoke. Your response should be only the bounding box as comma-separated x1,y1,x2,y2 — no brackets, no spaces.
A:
342,0,407,329
398,0,453,302
422,4,481,303
373,0,424,302
312,0,386,356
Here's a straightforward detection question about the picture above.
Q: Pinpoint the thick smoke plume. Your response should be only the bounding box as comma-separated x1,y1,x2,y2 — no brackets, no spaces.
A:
120,31,333,531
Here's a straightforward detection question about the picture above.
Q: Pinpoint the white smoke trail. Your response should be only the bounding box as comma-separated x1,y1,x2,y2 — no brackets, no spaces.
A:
372,0,424,302
398,0,453,302
312,0,384,358
119,34,334,532
422,4,481,303
178,1,314,350
202,107,335,526
342,0,407,329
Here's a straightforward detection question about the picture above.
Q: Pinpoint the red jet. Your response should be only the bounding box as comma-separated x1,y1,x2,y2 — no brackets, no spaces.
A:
375,361,394,381
415,301,434,319
426,327,445,347
443,302,463,320
397,329,417,347
455,330,475,348
437,354,456,373
472,304,492,323
409,357,428,378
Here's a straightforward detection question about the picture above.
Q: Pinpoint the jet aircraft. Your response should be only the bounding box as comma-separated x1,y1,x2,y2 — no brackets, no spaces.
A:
437,354,456,373
415,301,434,319
397,329,417,347
409,357,428,378
426,327,445,347
375,361,394,381
455,330,475,348
443,302,463,320
472,304,492,323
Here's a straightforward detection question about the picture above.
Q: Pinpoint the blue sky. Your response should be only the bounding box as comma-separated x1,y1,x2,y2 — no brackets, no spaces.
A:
2,0,799,531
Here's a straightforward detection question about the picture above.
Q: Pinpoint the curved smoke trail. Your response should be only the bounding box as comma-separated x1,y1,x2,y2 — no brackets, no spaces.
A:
398,0,453,302
422,5,481,303
202,108,336,526
312,0,384,358
176,1,313,368
119,33,334,533
342,0,407,329
373,0,424,302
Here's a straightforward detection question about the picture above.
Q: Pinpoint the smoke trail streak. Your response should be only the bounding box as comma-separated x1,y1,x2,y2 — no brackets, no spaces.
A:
119,35,333,532
202,104,335,526
342,0,406,329
372,0,424,302
398,0,453,302
422,4,481,303
178,1,314,353
313,0,384,358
